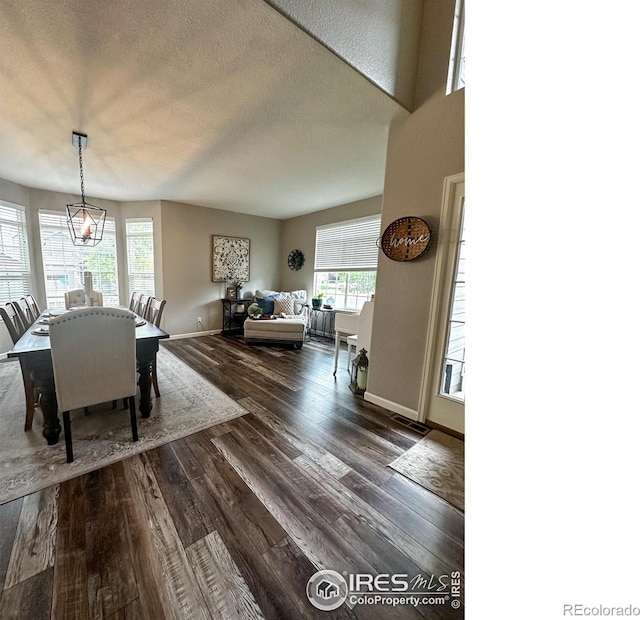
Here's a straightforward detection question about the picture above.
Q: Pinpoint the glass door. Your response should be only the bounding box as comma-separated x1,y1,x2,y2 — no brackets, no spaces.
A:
419,174,465,433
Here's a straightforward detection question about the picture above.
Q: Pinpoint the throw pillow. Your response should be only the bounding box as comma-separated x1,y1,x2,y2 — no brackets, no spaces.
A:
255,289,277,299
256,294,281,315
274,297,296,315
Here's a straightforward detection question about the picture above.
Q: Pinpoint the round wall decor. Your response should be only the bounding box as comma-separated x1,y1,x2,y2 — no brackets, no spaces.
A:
287,249,305,271
378,216,431,262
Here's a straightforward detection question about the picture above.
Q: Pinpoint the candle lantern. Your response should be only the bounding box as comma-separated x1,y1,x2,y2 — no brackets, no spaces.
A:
350,348,369,396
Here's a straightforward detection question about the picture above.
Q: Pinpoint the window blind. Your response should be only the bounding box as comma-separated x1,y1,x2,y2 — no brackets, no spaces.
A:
39,210,119,308
0,202,31,305
126,218,155,297
314,216,381,271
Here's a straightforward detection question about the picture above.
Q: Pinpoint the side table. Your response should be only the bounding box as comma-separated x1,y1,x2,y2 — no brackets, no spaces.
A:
221,298,249,336
308,307,336,341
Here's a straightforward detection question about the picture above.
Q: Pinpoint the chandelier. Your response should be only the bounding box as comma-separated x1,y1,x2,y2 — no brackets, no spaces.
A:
66,132,106,246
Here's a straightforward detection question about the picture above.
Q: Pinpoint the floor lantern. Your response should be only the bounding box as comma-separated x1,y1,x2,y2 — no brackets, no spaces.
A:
350,348,369,396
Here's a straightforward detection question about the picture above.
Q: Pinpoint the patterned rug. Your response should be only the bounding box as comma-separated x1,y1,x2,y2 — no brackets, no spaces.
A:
388,430,465,511
0,347,247,505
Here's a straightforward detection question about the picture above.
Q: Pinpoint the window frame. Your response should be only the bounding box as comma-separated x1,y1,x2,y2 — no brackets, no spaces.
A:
125,217,155,299
314,215,381,311
446,0,465,95
38,209,120,308
0,200,31,306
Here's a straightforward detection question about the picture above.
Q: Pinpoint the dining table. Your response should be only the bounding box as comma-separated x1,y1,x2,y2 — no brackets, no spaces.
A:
7,308,170,446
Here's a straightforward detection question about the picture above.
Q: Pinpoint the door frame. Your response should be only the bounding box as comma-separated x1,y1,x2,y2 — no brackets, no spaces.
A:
418,172,465,433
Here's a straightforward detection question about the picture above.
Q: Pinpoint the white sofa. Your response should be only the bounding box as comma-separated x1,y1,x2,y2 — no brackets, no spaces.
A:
244,289,308,348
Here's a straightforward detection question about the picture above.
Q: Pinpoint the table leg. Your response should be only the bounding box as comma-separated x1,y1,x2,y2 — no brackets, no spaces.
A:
28,352,61,445
136,340,159,418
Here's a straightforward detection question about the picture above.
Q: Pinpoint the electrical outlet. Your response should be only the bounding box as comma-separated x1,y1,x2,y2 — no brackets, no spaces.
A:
197,316,202,323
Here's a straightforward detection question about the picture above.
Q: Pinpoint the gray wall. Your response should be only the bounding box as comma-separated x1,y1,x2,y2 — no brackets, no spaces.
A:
366,0,465,421
160,200,281,336
366,91,465,417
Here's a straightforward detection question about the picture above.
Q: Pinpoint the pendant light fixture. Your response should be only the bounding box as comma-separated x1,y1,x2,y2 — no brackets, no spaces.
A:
66,131,106,246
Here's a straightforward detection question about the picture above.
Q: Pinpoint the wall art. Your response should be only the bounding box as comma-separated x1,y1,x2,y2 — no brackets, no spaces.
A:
212,235,250,282
378,217,431,262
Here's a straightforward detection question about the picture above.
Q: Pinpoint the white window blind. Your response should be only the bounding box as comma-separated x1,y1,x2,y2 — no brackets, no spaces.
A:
314,216,381,271
39,210,119,308
126,218,155,297
0,201,31,305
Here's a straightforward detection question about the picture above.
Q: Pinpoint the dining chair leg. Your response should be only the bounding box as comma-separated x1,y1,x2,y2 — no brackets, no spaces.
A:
62,411,74,463
129,396,138,442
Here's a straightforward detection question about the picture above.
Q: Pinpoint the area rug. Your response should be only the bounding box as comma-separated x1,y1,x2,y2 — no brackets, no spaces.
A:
388,430,465,511
0,347,247,505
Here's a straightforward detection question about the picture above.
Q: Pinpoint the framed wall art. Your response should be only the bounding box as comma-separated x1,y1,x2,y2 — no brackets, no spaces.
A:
212,235,250,282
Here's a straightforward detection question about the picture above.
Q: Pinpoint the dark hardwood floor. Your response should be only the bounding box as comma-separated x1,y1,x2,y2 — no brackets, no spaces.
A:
0,335,464,619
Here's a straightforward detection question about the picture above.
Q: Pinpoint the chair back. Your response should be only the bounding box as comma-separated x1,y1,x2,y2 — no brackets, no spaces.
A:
129,291,141,312
0,302,25,343
13,298,35,327
49,308,137,412
64,288,86,309
25,294,41,319
146,297,166,327
356,301,375,355
137,294,150,318
88,291,104,307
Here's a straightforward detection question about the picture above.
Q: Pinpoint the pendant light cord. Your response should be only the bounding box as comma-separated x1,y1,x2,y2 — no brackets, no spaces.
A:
78,141,86,204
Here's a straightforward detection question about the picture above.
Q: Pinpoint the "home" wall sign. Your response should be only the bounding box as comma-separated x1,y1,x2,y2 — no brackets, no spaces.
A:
378,216,432,262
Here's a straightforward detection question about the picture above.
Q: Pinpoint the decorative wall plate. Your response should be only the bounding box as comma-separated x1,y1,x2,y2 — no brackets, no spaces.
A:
378,217,431,262
287,249,305,271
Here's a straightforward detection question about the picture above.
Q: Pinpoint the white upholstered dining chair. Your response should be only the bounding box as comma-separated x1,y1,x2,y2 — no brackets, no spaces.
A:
64,288,104,308
49,307,139,463
64,288,86,309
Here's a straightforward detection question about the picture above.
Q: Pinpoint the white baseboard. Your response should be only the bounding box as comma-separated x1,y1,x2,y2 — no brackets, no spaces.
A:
168,329,221,340
364,392,419,421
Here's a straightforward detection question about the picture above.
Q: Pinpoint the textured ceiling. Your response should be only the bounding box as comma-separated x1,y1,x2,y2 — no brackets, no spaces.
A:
0,0,408,219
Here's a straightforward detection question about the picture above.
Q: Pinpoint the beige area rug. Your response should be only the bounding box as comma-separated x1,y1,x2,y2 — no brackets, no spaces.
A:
0,347,247,505
389,430,465,511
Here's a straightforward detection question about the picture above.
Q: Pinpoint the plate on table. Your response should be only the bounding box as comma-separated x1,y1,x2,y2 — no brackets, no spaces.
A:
135,319,146,327
42,309,66,318
31,327,49,336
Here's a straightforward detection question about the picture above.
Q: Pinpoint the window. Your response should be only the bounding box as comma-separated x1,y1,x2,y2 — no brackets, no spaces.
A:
446,0,465,94
0,201,31,305
39,211,119,308
314,215,381,310
125,218,155,298
440,200,465,401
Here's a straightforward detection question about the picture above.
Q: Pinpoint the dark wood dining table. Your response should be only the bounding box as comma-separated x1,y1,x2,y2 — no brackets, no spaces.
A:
7,308,170,446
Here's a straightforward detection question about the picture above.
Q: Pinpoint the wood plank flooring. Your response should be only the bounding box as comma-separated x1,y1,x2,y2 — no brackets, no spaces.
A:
0,335,464,619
